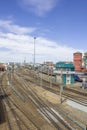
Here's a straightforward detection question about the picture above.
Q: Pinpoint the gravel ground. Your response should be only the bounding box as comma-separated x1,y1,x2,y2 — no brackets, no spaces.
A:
33,85,87,125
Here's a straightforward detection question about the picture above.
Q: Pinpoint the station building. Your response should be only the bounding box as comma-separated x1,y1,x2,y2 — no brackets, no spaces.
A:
54,62,75,85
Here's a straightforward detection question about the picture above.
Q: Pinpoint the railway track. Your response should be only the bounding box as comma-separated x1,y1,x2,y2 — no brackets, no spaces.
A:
0,75,22,130
28,69,87,94
0,73,40,130
16,71,87,107
0,68,86,130
10,72,86,130
15,75,74,129
11,74,69,130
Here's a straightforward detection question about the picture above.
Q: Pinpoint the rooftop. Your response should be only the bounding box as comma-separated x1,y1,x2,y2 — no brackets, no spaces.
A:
55,62,74,68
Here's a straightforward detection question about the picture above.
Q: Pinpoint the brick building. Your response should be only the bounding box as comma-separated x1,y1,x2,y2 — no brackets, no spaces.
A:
73,52,82,72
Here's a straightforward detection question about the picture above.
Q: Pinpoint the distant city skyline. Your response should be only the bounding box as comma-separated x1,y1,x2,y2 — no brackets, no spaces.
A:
0,0,87,63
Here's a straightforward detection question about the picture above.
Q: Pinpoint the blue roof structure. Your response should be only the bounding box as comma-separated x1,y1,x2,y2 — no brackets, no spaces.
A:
55,62,74,69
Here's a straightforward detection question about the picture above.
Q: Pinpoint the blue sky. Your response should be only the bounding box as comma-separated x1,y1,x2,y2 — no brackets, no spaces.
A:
0,0,87,63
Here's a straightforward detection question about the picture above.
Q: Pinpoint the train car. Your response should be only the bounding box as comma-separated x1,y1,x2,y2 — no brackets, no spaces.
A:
74,74,83,82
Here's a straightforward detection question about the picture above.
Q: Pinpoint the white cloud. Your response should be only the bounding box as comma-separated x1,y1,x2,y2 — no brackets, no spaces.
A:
0,20,36,34
0,31,83,63
20,0,58,16
0,19,84,63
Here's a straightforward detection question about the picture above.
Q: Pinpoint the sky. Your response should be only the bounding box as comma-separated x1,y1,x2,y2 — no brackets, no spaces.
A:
0,0,87,63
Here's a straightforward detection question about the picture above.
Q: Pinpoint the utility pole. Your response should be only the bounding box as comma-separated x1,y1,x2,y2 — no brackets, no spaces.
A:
40,66,43,87
34,37,36,70
60,69,63,104
60,85,63,103
48,67,50,83
33,37,36,84
50,67,52,88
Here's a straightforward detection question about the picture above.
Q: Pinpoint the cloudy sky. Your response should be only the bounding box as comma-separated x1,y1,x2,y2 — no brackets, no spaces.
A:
0,0,87,63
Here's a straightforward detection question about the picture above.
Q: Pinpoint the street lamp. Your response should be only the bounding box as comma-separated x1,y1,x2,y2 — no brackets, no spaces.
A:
33,37,37,85
34,37,36,70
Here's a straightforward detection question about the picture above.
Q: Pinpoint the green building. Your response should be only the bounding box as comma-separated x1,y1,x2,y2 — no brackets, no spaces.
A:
54,62,75,85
